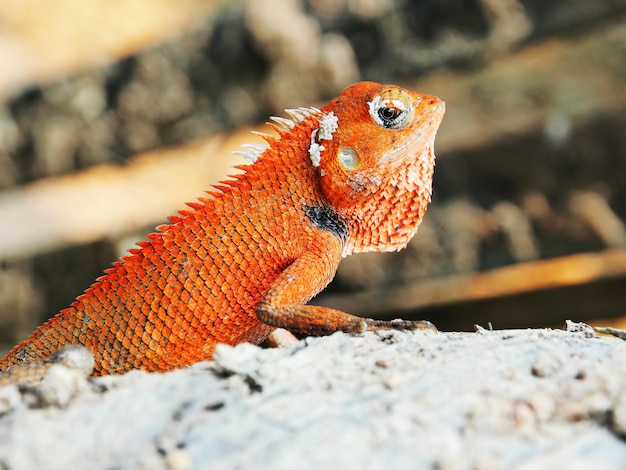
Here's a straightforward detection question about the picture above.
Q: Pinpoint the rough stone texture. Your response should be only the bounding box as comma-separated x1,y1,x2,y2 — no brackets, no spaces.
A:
1,328,626,469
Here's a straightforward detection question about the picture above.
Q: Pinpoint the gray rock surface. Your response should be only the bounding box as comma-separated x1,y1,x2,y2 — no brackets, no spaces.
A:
1,327,626,469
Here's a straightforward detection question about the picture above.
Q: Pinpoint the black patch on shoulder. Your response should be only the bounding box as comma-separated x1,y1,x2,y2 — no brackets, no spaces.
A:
303,204,349,243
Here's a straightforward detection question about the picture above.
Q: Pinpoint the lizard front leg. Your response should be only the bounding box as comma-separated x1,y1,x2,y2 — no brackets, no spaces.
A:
256,233,435,336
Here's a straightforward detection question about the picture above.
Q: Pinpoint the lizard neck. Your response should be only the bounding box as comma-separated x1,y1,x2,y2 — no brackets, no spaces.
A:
341,145,435,256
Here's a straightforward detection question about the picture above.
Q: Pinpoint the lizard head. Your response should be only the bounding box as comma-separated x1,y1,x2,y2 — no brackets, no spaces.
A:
310,81,445,256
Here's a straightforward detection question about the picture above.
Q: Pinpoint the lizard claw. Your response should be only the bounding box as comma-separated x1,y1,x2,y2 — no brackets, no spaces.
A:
389,319,438,332
364,318,438,333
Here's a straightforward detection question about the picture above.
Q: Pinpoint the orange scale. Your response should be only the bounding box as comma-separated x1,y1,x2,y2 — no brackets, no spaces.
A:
239,257,250,272
214,291,227,309
173,231,185,246
163,314,174,329
200,224,215,240
183,277,195,294
149,298,160,315
196,265,209,282
139,300,152,316
163,284,174,299
155,276,167,290
223,253,235,266
189,314,202,329
92,287,107,304
175,250,187,265
251,230,264,244
230,233,243,249
168,260,182,276
124,297,136,313
156,306,168,322
114,327,126,342
164,270,177,284
209,261,221,275
168,331,179,345
140,255,152,270
233,222,247,238
199,285,212,302
131,304,144,321
135,283,148,297
141,330,152,346
127,315,138,330
147,245,161,259
243,221,257,236
143,318,154,333
107,320,119,335
230,205,244,218
139,273,151,287
225,270,238,286
232,251,246,266
93,313,106,328
213,271,224,288
102,313,113,327
132,327,143,346
151,328,162,342
176,327,189,340
108,347,120,361
219,279,232,295
186,297,198,313
189,282,202,301
194,245,207,262
189,237,202,251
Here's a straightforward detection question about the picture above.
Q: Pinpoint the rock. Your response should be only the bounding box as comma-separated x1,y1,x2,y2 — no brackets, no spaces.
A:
1,328,626,468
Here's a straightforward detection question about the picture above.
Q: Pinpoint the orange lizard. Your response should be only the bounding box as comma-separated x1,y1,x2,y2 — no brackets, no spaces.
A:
0,82,445,378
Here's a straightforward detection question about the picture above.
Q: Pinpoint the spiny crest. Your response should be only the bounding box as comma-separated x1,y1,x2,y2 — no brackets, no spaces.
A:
268,116,295,130
284,106,321,123
231,143,265,163
152,105,325,244
231,106,322,164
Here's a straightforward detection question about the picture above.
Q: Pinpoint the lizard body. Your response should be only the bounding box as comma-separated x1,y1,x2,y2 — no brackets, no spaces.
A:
0,82,444,377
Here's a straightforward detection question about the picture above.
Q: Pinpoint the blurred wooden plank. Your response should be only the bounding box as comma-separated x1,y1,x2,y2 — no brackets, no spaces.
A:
316,249,626,317
0,129,268,261
0,0,222,97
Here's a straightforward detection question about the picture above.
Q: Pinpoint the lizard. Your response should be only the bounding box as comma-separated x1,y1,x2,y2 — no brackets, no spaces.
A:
0,81,445,380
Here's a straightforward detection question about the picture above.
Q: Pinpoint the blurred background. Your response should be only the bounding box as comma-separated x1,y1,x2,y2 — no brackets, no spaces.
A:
1,0,625,353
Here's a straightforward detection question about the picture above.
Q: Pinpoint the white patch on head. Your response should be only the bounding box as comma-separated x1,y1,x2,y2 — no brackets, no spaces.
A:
318,112,338,140
309,112,339,168
308,129,324,167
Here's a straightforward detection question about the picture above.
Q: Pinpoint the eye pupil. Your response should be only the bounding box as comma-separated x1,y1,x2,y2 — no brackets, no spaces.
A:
378,107,402,127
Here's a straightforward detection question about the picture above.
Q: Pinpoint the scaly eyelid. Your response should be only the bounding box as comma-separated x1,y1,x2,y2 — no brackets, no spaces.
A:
367,90,416,130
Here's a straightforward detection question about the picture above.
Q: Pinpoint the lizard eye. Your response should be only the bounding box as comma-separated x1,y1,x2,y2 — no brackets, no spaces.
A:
367,88,415,130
